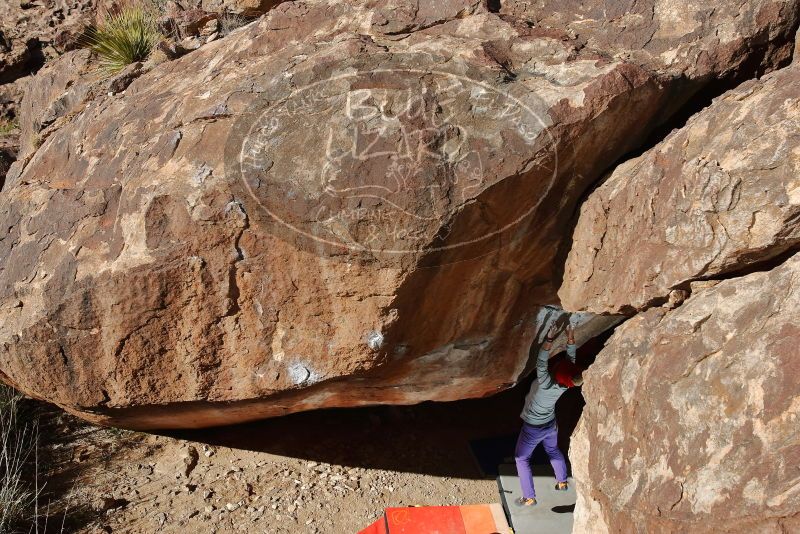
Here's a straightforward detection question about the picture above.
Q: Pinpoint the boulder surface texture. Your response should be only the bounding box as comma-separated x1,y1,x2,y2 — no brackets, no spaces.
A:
571,251,800,533
560,64,800,314
562,46,800,534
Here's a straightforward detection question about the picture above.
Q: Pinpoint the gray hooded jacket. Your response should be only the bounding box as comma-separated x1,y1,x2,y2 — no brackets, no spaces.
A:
520,343,576,426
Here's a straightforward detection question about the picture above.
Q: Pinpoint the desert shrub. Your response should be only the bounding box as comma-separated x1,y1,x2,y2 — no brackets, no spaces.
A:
220,11,253,36
84,4,161,74
0,385,38,533
0,120,18,135
30,134,43,150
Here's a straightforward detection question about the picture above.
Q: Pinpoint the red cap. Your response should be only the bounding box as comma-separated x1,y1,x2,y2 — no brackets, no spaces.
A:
553,359,582,388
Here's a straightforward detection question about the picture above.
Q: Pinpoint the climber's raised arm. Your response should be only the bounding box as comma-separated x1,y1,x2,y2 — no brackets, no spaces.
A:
566,324,576,363
537,323,559,387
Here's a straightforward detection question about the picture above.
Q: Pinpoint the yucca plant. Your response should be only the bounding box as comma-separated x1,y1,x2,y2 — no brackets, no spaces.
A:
84,4,161,74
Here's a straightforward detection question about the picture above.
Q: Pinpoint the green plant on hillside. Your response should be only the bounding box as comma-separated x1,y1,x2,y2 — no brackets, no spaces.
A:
0,120,18,135
84,4,161,74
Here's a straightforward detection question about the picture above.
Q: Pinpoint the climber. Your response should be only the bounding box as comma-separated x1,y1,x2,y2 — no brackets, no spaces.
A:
514,320,583,507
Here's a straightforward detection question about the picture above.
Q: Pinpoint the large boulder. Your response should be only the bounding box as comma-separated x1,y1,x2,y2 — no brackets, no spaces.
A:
572,251,800,533
559,64,800,314
0,0,797,429
560,57,800,532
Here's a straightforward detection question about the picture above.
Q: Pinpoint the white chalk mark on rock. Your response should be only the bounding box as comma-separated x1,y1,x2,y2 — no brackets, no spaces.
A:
366,331,384,351
287,362,311,385
287,362,320,386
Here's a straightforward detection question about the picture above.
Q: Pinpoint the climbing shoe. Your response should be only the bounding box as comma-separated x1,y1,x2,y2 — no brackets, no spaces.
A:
514,497,537,507
555,481,569,491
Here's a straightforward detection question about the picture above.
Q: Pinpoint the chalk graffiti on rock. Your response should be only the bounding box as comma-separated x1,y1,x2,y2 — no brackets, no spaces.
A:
226,63,556,265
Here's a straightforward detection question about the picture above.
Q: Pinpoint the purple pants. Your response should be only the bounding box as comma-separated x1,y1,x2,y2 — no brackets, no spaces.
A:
514,420,568,499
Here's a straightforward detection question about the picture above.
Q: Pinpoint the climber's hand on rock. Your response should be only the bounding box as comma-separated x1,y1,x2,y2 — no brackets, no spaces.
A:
546,323,559,341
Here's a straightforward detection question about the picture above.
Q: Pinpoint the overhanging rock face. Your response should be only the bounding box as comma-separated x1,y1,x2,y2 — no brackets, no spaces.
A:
0,0,797,429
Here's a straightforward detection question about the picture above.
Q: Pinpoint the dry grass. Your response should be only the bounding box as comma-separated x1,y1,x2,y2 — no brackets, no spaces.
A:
219,12,253,36
0,386,39,533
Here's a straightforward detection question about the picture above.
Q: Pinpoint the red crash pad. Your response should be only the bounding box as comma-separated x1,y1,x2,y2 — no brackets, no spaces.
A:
359,504,511,534
358,516,388,534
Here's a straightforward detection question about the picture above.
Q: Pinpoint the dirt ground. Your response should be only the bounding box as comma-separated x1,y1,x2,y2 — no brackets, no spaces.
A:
33,370,587,534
